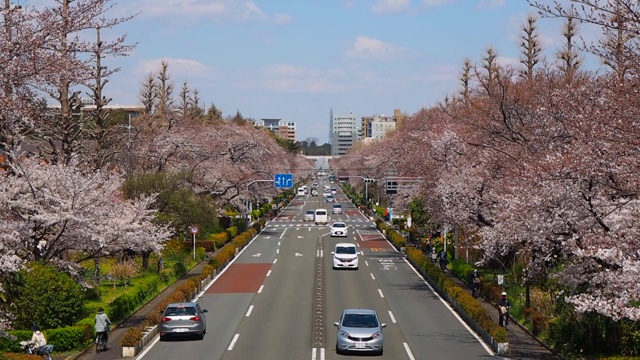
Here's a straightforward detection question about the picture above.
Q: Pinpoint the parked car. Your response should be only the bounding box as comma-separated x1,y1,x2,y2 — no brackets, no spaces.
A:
304,210,315,222
332,203,342,214
160,302,207,340
334,308,386,355
331,242,358,269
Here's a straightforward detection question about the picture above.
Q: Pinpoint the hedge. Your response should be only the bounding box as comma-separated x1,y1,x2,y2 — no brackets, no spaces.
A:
106,277,160,323
0,326,89,353
406,247,508,343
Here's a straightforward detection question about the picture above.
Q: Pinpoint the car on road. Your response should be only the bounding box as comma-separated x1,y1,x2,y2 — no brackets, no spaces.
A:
160,302,208,340
331,242,358,269
311,189,318,196
314,208,329,225
326,195,335,203
334,308,386,355
331,188,337,195
330,221,348,237
332,203,342,214
304,210,315,221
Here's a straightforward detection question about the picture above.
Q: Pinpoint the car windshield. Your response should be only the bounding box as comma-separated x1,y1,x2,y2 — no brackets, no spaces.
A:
165,306,196,316
342,314,378,328
336,246,356,254
333,204,341,208
333,223,346,228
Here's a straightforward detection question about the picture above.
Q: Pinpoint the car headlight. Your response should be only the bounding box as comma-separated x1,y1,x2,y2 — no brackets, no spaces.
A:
339,330,350,338
371,332,381,339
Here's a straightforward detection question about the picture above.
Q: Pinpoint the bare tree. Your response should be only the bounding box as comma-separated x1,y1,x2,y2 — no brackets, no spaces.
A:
556,13,583,83
459,57,474,102
139,73,157,115
519,14,542,80
155,61,174,128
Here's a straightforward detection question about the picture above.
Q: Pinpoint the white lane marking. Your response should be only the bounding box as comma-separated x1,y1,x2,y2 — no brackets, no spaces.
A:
311,347,325,360
273,258,278,264
258,285,264,293
317,249,320,257
320,250,323,258
388,310,397,324
403,342,416,360
266,270,272,277
280,229,287,239
405,259,495,356
370,273,376,280
245,305,254,317
365,260,369,267
378,289,384,298
309,227,311,232
277,248,280,254
228,333,240,350
278,241,281,246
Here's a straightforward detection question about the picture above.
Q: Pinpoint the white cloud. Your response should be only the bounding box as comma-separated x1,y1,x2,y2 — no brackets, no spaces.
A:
129,0,289,24
135,58,215,78
422,0,456,8
371,0,411,14
346,36,402,60
236,64,350,93
477,0,506,10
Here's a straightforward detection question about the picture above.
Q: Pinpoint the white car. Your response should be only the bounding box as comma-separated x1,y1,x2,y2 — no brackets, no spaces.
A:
332,243,358,270
330,221,348,237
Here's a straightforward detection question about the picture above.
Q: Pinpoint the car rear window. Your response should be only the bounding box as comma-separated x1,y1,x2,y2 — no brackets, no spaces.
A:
306,210,315,214
333,204,341,208
165,306,196,316
336,246,356,254
316,210,327,215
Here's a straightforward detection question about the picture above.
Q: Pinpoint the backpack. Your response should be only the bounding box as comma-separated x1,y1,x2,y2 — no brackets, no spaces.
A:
473,276,480,285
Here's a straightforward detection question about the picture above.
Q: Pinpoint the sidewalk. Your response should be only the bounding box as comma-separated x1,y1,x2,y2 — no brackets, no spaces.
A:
66,253,216,360
441,267,562,359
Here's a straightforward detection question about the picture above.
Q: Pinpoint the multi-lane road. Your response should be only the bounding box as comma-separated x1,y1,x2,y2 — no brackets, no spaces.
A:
136,184,496,360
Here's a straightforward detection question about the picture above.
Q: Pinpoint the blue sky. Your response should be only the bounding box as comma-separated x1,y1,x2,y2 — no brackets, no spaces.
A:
31,0,600,143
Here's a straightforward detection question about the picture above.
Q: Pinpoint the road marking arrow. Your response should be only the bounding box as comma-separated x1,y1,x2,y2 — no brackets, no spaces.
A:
298,235,304,239
252,253,262,257
295,252,303,257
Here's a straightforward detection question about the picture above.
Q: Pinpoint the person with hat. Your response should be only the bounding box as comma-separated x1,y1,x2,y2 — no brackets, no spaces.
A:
28,324,47,355
497,292,512,328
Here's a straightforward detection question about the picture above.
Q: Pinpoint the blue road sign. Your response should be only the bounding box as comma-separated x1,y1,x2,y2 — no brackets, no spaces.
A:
274,173,293,188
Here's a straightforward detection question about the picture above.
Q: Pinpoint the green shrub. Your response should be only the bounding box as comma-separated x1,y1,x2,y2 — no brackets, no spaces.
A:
194,240,216,252
231,217,248,232
84,286,101,301
105,278,160,323
45,325,88,351
226,226,239,239
12,263,86,329
173,262,187,278
158,268,173,283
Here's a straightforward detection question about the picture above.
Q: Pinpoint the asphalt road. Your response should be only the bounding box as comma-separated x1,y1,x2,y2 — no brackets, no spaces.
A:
135,183,496,360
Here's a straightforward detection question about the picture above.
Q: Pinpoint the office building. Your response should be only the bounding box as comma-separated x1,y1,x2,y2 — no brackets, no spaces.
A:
330,112,361,156
253,118,297,141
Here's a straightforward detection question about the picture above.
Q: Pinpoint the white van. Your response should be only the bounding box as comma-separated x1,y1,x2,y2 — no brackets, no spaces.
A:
298,187,306,196
314,208,329,225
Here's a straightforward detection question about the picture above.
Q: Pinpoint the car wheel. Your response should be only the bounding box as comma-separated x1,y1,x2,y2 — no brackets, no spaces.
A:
378,347,384,356
197,332,204,340
159,334,167,341
336,343,343,355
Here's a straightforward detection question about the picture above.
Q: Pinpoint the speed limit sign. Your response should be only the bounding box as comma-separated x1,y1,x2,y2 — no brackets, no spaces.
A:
189,225,199,234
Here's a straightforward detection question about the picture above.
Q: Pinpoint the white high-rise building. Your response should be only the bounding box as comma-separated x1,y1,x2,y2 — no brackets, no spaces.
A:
330,112,360,156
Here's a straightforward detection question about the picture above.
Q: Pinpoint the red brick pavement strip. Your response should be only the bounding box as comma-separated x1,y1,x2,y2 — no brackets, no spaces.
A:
206,263,271,293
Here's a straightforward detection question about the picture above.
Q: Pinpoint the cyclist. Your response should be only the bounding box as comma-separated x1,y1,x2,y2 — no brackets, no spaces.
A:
497,292,511,328
28,324,47,355
95,308,112,351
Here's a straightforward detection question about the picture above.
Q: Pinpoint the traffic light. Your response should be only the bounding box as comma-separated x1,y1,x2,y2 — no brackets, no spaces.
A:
364,178,375,183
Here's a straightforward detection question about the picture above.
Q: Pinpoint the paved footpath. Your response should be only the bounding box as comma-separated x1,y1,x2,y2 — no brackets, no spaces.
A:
62,253,216,360
441,266,563,360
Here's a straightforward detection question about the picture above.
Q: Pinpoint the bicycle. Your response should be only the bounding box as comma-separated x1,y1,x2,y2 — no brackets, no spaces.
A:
96,331,109,353
498,306,510,329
